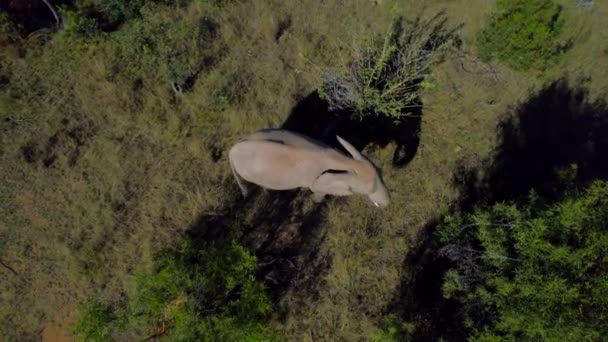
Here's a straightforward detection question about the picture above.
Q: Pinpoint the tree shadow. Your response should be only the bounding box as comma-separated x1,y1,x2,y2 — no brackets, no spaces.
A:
185,184,331,305
386,79,608,340
457,79,608,209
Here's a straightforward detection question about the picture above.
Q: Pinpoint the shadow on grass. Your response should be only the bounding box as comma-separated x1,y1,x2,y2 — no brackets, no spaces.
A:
185,186,330,306
387,79,608,341
461,79,608,207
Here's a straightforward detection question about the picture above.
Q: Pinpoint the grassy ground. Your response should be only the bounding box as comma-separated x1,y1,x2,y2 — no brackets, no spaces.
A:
0,0,606,340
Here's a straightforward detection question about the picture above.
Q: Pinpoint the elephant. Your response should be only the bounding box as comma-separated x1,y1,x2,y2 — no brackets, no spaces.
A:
228,129,390,207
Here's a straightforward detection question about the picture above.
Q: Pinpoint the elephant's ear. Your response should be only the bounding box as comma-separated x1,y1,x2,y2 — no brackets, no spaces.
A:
336,135,364,161
311,170,355,196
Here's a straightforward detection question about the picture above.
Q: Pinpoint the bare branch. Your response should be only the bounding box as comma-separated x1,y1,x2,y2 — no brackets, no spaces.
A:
0,258,18,275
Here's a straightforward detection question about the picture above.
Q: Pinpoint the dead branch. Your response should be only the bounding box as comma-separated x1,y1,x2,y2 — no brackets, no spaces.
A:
452,51,499,82
0,258,18,275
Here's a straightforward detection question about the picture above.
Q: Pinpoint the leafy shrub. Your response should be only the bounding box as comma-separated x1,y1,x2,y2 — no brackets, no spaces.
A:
73,300,115,342
74,240,278,341
319,14,454,119
96,0,145,24
67,0,191,32
370,314,415,342
57,7,99,39
70,0,146,29
105,5,224,93
477,0,567,71
438,180,608,340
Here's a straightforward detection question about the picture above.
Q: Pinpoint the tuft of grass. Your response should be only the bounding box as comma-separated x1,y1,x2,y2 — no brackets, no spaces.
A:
73,300,114,342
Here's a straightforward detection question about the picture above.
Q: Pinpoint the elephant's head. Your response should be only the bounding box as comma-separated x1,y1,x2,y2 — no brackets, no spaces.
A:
336,136,390,207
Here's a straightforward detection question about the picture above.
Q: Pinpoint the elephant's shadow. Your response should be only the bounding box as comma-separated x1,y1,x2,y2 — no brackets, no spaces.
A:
281,90,422,168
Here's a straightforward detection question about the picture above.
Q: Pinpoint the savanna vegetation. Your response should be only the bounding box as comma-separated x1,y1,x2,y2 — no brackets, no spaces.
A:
73,240,277,341
437,180,608,340
0,0,606,341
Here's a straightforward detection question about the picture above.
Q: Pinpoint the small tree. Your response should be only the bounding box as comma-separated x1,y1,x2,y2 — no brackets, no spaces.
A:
73,300,114,342
438,180,608,340
73,240,279,341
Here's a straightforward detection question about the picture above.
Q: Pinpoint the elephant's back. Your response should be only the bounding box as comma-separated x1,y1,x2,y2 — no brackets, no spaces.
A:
229,140,322,190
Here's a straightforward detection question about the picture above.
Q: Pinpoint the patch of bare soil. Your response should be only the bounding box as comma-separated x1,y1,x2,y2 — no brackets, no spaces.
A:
41,325,74,342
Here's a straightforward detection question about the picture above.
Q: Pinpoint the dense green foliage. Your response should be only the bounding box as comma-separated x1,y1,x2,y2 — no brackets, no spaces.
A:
370,314,415,342
438,181,608,340
73,300,115,341
477,0,566,70
73,240,278,341
63,0,153,31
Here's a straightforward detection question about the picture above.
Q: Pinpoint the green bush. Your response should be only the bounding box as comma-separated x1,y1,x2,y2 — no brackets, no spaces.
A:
477,0,567,71
67,0,190,32
438,180,608,340
57,7,100,40
74,240,279,341
73,300,115,342
70,0,145,28
370,314,415,342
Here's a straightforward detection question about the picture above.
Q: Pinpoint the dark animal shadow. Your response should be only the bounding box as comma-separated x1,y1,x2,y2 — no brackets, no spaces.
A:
281,91,422,167
385,79,608,341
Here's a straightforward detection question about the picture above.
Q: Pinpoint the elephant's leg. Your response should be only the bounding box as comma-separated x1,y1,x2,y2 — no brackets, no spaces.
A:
230,160,251,198
312,192,326,203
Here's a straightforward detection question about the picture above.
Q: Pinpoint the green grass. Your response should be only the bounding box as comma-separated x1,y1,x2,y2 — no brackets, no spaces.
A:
0,0,607,340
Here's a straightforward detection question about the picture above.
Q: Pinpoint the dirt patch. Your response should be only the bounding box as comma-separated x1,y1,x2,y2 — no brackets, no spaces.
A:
41,325,74,342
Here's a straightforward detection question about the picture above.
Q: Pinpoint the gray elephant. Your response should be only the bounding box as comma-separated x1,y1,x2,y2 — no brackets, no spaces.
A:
228,129,390,207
